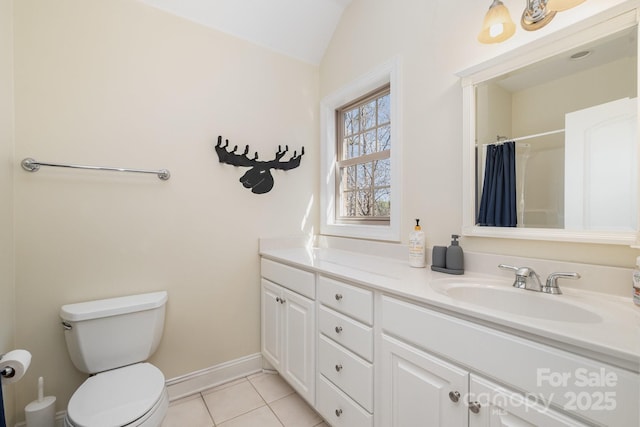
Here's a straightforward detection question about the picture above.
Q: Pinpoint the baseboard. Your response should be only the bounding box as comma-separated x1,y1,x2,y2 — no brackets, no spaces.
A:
165,352,263,401
13,353,264,427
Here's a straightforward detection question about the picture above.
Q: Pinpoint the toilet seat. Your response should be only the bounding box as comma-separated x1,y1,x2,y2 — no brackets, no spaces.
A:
66,363,167,427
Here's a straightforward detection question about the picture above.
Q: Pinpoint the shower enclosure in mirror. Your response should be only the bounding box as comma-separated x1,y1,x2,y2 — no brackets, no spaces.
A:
459,5,639,245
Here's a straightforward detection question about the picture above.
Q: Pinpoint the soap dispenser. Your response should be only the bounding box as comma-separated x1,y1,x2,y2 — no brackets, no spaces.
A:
445,234,464,274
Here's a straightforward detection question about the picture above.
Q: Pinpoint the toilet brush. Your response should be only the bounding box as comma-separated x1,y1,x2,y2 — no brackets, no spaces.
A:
25,377,55,427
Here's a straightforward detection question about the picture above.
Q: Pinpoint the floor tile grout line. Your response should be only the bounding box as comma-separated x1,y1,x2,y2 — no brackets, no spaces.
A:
204,375,269,426
164,373,326,427
198,391,216,427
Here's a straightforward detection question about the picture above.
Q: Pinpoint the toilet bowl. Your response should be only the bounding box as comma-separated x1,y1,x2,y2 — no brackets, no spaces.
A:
63,363,169,427
60,292,169,427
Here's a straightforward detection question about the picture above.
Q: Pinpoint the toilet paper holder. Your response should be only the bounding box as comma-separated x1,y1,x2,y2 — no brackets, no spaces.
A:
0,354,16,379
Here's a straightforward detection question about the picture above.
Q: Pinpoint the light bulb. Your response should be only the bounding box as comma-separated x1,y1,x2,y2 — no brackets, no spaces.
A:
489,23,504,38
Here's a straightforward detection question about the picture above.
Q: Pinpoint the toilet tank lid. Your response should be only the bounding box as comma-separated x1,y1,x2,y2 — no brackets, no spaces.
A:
60,291,168,322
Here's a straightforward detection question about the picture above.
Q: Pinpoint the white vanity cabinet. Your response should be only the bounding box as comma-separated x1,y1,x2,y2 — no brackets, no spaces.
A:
379,295,637,427
379,334,587,427
316,275,374,427
260,252,639,427
260,259,316,405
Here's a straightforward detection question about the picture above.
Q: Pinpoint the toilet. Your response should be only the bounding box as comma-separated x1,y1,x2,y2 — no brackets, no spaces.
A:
59,291,169,427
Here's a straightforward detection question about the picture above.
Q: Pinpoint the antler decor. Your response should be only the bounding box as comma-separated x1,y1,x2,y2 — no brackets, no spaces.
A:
214,136,305,194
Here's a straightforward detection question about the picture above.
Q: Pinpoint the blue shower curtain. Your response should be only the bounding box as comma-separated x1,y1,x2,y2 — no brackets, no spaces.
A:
477,141,517,227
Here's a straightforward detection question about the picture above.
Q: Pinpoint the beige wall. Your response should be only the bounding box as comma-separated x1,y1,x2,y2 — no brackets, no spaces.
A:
13,0,318,418
320,0,640,267
0,0,16,424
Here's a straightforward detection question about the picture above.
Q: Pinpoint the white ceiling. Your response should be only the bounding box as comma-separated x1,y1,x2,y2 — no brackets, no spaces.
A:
138,0,352,65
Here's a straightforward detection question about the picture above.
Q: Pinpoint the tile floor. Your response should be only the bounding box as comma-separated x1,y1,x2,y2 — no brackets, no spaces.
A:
161,372,328,427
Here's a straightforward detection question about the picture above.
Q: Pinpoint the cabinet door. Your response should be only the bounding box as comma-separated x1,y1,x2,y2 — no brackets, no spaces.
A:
261,279,282,371
379,335,469,427
282,287,315,404
468,375,589,427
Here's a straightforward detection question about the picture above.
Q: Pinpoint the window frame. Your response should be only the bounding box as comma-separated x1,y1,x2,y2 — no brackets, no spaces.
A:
335,84,391,225
320,57,402,241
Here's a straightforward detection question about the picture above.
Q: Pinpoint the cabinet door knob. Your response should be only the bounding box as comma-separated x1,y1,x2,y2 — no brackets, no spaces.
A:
448,391,460,403
335,408,343,417
469,401,481,414
335,364,343,372
335,293,343,301
335,326,343,334
275,297,281,303
279,298,286,304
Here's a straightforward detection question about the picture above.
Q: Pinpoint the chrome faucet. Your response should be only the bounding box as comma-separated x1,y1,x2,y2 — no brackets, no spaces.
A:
498,264,580,294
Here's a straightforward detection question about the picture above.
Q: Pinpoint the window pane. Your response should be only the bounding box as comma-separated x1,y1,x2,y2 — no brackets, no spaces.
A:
345,165,356,189
374,159,391,187
378,125,391,151
378,94,390,125
344,108,359,136
343,190,356,217
374,188,391,216
356,190,373,216
362,130,376,155
357,162,372,190
344,135,360,159
361,100,376,130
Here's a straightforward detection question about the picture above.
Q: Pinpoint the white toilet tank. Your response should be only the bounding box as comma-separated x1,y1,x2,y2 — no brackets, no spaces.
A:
60,291,168,374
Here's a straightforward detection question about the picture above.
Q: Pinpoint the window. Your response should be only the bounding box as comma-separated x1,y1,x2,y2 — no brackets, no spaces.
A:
320,57,402,241
336,86,391,224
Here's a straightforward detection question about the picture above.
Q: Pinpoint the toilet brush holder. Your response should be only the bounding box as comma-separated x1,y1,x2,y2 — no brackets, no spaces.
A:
25,377,55,427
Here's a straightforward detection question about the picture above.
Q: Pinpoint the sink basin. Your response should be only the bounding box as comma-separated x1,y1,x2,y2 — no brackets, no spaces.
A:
430,280,603,323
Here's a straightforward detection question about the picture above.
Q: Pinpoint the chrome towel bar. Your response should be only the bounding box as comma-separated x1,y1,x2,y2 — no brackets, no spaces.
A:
21,158,170,180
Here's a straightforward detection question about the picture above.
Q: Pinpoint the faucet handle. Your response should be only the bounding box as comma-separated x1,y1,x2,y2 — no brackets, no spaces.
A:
543,272,581,295
498,264,527,289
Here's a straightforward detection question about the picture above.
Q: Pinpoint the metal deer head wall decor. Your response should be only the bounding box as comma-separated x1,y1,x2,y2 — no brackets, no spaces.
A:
214,136,305,194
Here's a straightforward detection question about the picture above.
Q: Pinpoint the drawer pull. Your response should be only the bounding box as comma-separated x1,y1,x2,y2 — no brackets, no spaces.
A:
335,364,343,372
335,326,343,334
469,401,481,414
335,293,343,301
449,391,460,403
335,408,343,417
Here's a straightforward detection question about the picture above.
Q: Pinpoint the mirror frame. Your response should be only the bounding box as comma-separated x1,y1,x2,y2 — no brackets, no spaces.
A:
457,5,640,247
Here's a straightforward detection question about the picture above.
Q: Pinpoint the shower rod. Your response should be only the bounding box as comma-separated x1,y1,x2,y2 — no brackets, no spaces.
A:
21,158,171,180
481,128,565,147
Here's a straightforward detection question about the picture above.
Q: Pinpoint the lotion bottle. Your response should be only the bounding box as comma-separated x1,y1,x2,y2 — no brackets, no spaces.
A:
409,219,426,268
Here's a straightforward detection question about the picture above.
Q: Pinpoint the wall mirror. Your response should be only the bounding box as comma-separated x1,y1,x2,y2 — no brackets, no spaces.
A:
458,6,639,246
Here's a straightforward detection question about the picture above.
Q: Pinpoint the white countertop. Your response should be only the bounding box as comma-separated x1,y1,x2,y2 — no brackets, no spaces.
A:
260,246,640,372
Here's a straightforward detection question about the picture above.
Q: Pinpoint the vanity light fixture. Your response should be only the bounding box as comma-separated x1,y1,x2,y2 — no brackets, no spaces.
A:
478,0,587,44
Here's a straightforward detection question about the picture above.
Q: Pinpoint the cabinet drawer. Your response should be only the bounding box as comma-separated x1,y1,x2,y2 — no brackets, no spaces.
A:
261,258,315,299
316,374,372,427
318,335,373,412
319,306,373,362
318,276,373,325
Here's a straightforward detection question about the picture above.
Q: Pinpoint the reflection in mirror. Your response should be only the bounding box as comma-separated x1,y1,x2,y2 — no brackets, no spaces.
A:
475,26,637,231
